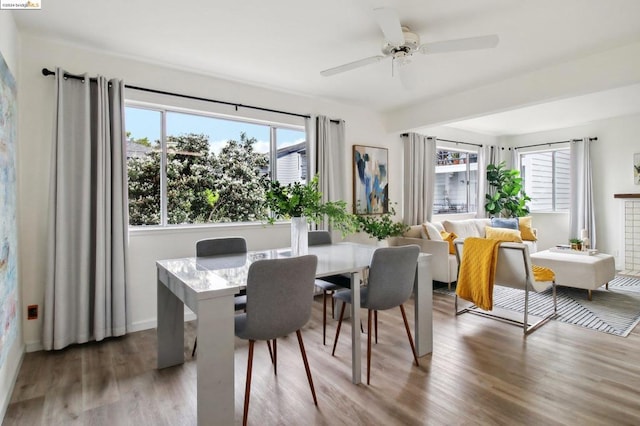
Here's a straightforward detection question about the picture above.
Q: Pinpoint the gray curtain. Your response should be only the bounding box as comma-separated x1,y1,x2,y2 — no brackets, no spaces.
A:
307,115,346,229
44,68,128,350
402,133,436,224
569,137,596,248
477,144,497,218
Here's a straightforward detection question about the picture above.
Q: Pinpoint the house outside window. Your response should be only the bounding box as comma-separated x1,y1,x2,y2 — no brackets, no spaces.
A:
519,148,570,212
125,105,306,226
433,149,478,214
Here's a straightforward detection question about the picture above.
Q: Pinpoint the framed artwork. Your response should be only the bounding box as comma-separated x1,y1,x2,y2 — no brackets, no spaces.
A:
635,153,640,185
0,51,18,369
353,145,388,214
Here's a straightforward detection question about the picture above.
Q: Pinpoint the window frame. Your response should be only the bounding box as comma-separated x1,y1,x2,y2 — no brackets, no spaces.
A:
125,101,307,228
433,146,479,216
518,146,571,213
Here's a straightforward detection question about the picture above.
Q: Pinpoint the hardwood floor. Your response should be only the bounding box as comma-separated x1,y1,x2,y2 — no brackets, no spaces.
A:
5,292,640,425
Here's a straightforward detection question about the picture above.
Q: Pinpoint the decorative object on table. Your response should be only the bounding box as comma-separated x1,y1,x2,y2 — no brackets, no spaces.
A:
634,153,640,185
484,161,531,218
353,145,389,214
580,229,591,250
355,206,409,242
263,175,356,255
569,238,583,251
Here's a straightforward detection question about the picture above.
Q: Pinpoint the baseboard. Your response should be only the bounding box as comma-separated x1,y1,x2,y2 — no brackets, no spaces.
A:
128,311,197,333
24,312,199,351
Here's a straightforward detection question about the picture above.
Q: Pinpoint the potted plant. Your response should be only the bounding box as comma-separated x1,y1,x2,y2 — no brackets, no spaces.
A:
569,238,583,251
263,176,356,254
356,206,409,244
484,161,531,218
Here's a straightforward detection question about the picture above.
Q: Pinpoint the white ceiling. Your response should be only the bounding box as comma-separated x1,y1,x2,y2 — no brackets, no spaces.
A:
12,0,640,134
447,83,640,136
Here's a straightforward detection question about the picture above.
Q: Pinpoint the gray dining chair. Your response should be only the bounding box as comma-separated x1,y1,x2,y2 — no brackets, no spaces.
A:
192,237,248,357
331,245,420,384
308,230,351,345
235,255,319,426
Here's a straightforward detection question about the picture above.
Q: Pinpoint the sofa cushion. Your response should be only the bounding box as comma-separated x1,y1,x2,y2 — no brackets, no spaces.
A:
519,216,537,241
442,219,481,238
404,225,423,239
421,222,443,241
485,226,523,242
491,217,519,230
474,218,491,237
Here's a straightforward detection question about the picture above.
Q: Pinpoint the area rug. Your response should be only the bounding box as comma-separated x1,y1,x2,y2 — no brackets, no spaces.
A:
434,276,640,337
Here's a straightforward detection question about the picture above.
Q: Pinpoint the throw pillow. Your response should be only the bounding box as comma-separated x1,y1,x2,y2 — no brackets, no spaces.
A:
404,225,423,239
490,217,519,230
439,231,459,254
442,219,480,238
421,222,443,241
518,216,537,241
485,226,523,243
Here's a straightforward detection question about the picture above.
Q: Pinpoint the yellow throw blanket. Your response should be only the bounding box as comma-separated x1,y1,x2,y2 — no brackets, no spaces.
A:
456,237,502,311
532,264,555,282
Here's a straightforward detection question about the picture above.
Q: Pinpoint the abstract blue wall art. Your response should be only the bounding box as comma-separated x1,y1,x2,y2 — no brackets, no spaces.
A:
353,145,388,214
0,51,18,368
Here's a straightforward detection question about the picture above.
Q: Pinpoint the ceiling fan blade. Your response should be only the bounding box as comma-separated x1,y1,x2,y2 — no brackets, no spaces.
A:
419,34,499,54
373,7,405,46
320,55,388,77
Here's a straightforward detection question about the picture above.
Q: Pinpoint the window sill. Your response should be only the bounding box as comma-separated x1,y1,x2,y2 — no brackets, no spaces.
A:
128,220,290,237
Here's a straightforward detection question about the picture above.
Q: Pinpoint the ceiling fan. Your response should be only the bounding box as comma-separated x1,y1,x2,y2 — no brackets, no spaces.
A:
320,7,499,77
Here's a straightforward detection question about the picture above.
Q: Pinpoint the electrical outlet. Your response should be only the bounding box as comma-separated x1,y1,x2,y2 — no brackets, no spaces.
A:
27,305,38,320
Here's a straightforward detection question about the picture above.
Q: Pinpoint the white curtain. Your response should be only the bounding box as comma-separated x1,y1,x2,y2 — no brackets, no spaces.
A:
477,144,497,218
402,133,436,224
306,115,346,229
569,137,596,248
44,69,128,350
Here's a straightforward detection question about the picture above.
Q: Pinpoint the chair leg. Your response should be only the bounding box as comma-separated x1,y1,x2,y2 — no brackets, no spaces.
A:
243,340,255,426
192,337,197,357
367,309,372,385
330,290,335,317
267,340,274,365
374,310,378,344
400,304,419,367
322,291,328,345
273,339,277,375
332,301,347,356
296,330,318,406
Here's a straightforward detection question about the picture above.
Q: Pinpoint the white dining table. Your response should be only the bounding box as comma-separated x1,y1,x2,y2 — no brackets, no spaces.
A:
156,242,432,426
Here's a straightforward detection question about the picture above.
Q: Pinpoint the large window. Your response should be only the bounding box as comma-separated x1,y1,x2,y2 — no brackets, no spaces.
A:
433,149,478,214
519,149,570,212
125,105,306,226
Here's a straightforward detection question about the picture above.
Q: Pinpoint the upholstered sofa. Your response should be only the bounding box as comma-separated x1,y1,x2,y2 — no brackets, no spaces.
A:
390,218,537,289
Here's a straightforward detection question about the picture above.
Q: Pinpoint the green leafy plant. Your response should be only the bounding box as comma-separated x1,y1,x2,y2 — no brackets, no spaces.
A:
569,238,583,250
262,175,357,235
484,161,531,218
356,206,409,241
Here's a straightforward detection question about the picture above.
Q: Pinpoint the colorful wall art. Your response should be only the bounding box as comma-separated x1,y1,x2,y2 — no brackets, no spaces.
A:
353,145,388,214
0,51,18,369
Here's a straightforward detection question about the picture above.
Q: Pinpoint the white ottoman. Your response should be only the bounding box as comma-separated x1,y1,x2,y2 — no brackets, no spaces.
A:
530,250,616,300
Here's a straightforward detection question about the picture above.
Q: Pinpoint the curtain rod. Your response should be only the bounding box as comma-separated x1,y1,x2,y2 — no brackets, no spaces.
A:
514,137,598,150
41,67,340,123
401,133,483,148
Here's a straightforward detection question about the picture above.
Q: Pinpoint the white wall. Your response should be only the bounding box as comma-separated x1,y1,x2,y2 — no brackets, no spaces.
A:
505,113,640,267
17,35,398,349
0,9,24,420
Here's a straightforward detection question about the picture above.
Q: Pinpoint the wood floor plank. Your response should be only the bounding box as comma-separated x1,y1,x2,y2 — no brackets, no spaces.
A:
4,292,640,425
